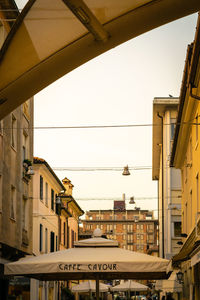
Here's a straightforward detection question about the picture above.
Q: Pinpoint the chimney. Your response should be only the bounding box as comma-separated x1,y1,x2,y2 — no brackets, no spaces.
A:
62,177,74,196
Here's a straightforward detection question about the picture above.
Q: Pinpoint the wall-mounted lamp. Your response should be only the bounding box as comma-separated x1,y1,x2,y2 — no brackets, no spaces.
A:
176,271,184,284
122,165,130,176
55,196,61,205
26,166,35,175
129,197,135,204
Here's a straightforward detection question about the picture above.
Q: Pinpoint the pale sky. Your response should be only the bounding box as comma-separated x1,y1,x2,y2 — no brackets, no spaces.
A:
15,1,198,215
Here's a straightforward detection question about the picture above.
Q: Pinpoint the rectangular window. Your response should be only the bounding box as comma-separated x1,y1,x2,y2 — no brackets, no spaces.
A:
56,236,58,251
63,222,66,246
10,186,16,220
185,202,188,234
174,222,181,237
51,189,54,210
40,224,43,252
22,198,28,229
22,131,28,161
40,176,43,200
45,182,48,206
11,114,17,149
171,118,176,140
127,224,133,232
123,224,126,230
136,234,140,240
71,229,74,248
106,224,113,232
50,231,55,252
45,228,48,253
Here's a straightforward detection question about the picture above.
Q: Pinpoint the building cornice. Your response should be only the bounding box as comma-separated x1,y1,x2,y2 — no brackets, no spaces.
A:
33,157,66,191
171,15,200,168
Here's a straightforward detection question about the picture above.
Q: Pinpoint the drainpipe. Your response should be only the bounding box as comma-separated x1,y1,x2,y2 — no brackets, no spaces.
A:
157,113,165,259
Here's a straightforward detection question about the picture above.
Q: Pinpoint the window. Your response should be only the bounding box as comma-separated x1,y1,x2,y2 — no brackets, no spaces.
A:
56,236,58,251
22,131,28,161
63,222,66,246
136,234,140,240
123,234,126,240
40,224,43,252
45,183,48,206
127,224,133,232
123,224,126,230
50,231,55,252
71,229,74,247
140,224,144,230
174,222,181,237
106,224,113,232
127,235,133,241
22,197,28,229
51,189,54,210
40,176,43,200
10,186,16,220
45,228,48,253
171,118,176,140
136,224,140,230
11,114,17,149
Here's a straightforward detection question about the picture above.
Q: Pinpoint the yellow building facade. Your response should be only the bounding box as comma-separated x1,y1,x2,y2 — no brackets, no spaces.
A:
171,15,200,300
59,177,84,251
32,157,66,300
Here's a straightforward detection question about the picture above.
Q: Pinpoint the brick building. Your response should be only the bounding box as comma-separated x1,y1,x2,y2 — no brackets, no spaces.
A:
80,200,158,253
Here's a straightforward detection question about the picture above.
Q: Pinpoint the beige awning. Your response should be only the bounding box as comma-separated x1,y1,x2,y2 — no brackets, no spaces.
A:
72,280,109,293
155,271,182,293
111,280,148,292
1,0,200,119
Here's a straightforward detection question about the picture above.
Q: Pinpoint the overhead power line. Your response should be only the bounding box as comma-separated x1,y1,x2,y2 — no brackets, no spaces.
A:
52,166,152,171
2,116,200,130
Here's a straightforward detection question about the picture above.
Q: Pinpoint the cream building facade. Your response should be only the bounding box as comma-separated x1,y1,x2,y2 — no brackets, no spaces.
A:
31,157,66,300
0,2,34,298
171,15,200,300
59,178,84,251
152,97,182,260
